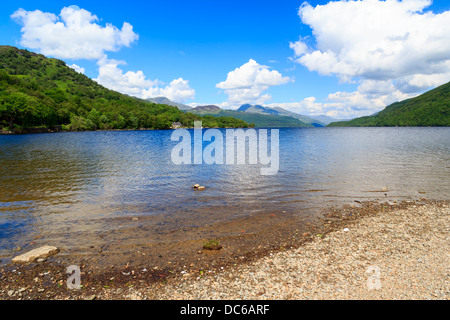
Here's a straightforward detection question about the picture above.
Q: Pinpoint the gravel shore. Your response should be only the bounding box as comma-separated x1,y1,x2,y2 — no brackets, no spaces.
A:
1,200,448,300
141,201,449,300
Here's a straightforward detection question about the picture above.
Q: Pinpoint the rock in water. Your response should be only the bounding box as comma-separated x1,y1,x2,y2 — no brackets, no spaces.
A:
12,246,59,263
197,186,206,191
203,240,222,250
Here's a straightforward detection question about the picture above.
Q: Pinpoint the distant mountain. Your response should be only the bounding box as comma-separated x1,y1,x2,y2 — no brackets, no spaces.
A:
147,97,192,111
191,105,222,114
237,104,326,127
189,105,311,128
328,81,450,127
238,104,279,115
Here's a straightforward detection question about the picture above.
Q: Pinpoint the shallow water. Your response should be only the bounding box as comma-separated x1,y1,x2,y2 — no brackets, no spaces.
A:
1,127,449,263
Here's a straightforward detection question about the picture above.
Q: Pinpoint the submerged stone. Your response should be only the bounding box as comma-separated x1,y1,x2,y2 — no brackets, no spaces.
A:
12,246,59,263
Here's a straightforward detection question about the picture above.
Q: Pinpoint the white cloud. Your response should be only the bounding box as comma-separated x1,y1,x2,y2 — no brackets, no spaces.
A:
291,0,450,85
267,97,329,116
289,39,310,57
325,84,413,115
289,0,450,117
68,64,85,74
143,78,195,103
12,6,195,104
267,98,355,119
94,57,159,96
217,59,291,107
11,5,138,60
94,57,195,103
268,79,415,119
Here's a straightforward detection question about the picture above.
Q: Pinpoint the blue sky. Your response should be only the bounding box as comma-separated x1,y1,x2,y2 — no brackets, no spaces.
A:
2,0,450,118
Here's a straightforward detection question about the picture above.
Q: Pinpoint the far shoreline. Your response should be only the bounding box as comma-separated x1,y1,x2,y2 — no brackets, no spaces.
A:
0,125,262,135
2,126,449,136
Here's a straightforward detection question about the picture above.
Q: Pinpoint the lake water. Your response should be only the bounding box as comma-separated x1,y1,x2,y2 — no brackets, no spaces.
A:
0,127,449,263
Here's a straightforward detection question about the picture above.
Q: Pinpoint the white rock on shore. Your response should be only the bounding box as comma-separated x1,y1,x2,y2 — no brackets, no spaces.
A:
12,246,59,264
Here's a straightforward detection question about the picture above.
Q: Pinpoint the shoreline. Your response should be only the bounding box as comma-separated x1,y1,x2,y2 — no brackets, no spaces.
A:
2,126,449,135
0,125,256,135
0,198,448,300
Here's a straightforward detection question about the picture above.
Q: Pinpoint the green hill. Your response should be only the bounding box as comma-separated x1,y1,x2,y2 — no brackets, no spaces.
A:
190,105,312,128
328,81,450,127
0,46,250,133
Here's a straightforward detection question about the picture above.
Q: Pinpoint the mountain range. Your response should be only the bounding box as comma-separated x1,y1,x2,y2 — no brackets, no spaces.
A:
148,83,450,128
237,104,328,126
147,98,339,128
189,104,312,128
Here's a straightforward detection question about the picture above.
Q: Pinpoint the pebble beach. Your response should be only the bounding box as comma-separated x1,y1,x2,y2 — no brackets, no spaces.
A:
1,199,448,300
153,201,449,300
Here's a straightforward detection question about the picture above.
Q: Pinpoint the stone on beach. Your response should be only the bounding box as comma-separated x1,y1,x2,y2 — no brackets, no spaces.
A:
12,246,59,263
203,240,222,250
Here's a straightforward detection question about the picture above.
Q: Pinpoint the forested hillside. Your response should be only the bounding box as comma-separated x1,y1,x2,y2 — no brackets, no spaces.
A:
0,46,251,133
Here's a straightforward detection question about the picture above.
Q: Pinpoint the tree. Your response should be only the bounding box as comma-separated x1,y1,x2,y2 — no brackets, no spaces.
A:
0,91,37,128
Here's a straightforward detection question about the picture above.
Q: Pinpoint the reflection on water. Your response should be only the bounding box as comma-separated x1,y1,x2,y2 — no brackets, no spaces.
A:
0,128,449,260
